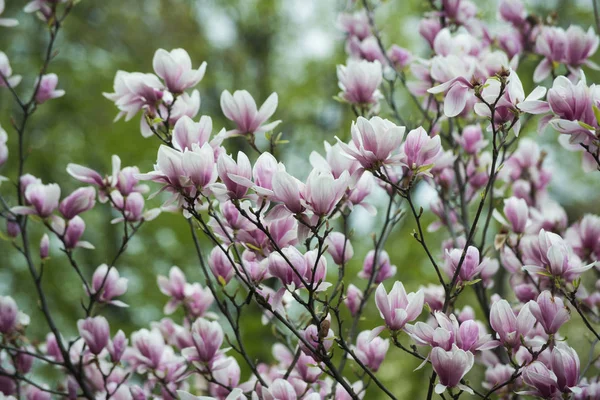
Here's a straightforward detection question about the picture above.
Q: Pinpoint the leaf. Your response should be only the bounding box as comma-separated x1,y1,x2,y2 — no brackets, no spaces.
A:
578,120,594,130
593,105,600,125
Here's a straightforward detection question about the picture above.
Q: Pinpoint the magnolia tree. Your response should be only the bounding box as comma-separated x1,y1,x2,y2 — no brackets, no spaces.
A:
1,0,600,399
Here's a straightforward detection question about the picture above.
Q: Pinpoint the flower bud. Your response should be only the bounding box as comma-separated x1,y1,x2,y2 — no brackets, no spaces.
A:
344,284,363,316
63,216,86,249
108,330,128,363
40,233,49,259
34,73,65,104
0,295,18,333
503,196,528,233
208,246,235,285
326,232,354,265
77,316,110,355
59,187,96,219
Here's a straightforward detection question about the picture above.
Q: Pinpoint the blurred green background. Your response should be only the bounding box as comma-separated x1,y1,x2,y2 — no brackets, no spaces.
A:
1,0,600,397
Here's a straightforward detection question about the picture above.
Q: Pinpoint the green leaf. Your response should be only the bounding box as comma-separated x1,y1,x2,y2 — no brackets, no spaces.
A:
578,120,594,130
593,105,600,125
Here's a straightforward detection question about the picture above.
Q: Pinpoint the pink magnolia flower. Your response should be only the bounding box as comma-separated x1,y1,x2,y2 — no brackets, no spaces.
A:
182,318,223,364
172,115,212,152
208,246,236,284
455,124,487,155
59,187,96,220
301,322,334,355
0,51,21,88
220,90,280,136
402,127,442,172
0,0,18,27
77,316,110,355
551,344,581,394
13,182,60,217
62,216,88,249
39,233,49,259
152,48,206,93
354,330,389,371
475,70,548,135
419,18,442,48
503,196,529,233
268,246,307,287
522,362,560,398
103,71,164,129
184,283,214,318
0,295,18,333
527,291,570,335
337,116,405,169
498,0,526,25
344,284,363,316
564,26,599,68
375,281,424,331
325,232,354,265
302,169,349,216
443,246,484,283
127,328,166,371
157,266,187,313
522,229,595,280
539,74,600,144
336,59,382,105
34,73,65,104
428,75,475,118
359,250,397,283
387,45,413,70
216,151,253,200
271,170,305,214
566,214,600,261
90,264,128,307
431,345,475,395
489,300,535,349
337,11,370,41
108,330,128,363
533,27,568,82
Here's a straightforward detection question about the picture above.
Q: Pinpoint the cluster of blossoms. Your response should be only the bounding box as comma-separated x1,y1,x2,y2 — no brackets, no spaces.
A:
2,0,600,399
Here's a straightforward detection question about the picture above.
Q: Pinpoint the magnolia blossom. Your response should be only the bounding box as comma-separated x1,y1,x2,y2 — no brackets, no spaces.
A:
354,330,390,371
336,59,382,105
522,229,595,280
403,127,442,172
375,281,424,331
220,90,280,136
337,116,405,169
534,25,599,82
90,264,128,307
12,182,60,217
182,318,223,364
431,345,475,394
528,291,570,335
0,51,21,88
34,73,65,104
475,70,548,136
489,300,535,349
153,48,206,93
77,316,110,355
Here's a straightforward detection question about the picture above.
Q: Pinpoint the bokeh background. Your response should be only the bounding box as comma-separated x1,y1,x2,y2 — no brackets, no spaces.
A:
1,0,600,397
